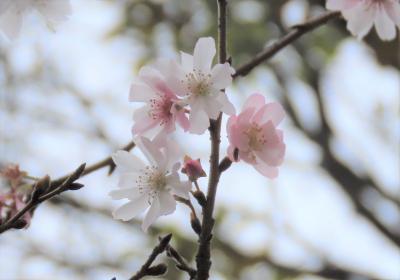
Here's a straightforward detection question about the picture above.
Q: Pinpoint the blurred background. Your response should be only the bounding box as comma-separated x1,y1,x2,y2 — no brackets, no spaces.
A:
0,0,399,279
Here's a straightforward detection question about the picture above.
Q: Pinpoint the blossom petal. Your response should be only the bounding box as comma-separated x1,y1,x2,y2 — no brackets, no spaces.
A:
193,37,216,73
217,92,235,115
167,174,191,199
112,151,145,173
384,1,400,26
254,161,279,179
142,197,160,232
109,187,142,200
253,102,285,126
158,190,177,215
129,82,156,102
343,5,375,39
132,106,159,135
180,51,194,73
35,0,72,24
374,8,396,41
243,94,265,112
0,6,23,39
113,196,148,222
189,101,210,134
210,63,234,89
117,172,140,189
136,137,165,168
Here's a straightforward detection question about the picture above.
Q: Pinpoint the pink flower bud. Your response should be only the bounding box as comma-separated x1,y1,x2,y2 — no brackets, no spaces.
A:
181,156,206,181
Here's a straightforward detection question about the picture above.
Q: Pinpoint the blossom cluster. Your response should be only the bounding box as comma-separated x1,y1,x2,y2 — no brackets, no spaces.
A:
0,165,31,226
111,37,286,231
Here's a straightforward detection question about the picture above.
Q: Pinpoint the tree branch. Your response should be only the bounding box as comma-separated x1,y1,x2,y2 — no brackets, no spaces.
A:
233,11,340,79
0,141,135,235
195,1,227,279
129,234,172,280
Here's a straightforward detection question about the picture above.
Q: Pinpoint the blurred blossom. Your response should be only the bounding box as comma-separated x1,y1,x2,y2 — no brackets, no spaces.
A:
326,0,400,40
0,0,71,40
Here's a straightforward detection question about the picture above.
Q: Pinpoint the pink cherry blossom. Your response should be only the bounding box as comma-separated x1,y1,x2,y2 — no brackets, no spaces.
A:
327,0,400,40
130,63,190,139
181,156,206,181
226,94,286,179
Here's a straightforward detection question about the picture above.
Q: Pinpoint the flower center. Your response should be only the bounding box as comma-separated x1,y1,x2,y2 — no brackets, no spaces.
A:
245,123,266,151
149,96,173,125
136,166,168,204
183,69,213,97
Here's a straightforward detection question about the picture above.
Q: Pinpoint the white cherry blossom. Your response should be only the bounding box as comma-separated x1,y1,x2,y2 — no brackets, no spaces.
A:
155,37,236,134
110,137,191,232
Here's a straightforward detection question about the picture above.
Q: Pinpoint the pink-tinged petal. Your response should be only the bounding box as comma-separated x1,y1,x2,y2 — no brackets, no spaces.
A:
132,108,159,135
150,59,187,96
189,102,210,134
210,63,234,89
343,5,375,39
129,82,156,102
112,151,145,173
142,197,160,232
254,161,279,179
180,51,194,73
253,102,285,126
0,6,23,39
216,92,236,116
193,37,216,73
237,108,255,126
374,7,396,41
384,1,400,26
175,110,190,131
238,149,256,164
35,0,72,23
113,196,148,222
136,137,165,168
243,93,265,111
109,186,142,200
227,122,249,150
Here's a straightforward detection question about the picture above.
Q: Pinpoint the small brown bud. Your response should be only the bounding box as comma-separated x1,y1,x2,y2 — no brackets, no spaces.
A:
31,175,51,202
190,213,202,235
68,183,84,191
12,219,28,229
192,190,207,207
146,264,168,276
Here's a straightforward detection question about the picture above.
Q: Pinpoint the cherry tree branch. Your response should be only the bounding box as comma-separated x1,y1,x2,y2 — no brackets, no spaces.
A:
195,1,227,279
233,11,340,79
0,141,135,235
129,234,172,280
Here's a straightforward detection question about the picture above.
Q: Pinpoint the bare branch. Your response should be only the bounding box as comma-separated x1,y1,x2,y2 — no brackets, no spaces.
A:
233,11,340,79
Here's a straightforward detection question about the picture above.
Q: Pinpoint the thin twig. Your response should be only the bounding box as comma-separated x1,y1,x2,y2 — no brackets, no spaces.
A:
129,234,172,280
233,11,340,78
0,142,135,235
0,164,86,234
50,141,135,188
166,244,197,279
